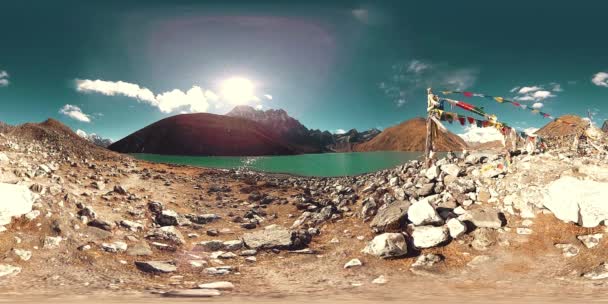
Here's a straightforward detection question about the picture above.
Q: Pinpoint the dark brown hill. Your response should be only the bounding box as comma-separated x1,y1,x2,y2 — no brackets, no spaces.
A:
355,118,468,152
109,113,297,156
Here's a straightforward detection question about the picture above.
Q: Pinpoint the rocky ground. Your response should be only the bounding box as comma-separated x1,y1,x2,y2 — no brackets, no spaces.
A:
2,127,608,302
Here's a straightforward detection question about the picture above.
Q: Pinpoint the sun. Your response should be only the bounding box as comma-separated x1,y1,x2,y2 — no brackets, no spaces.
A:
221,77,255,105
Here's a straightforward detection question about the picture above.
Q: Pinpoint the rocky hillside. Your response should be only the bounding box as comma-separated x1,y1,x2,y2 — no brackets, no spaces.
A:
108,113,298,156
536,115,588,137
355,118,468,152
226,106,379,153
602,120,608,133
3,119,608,300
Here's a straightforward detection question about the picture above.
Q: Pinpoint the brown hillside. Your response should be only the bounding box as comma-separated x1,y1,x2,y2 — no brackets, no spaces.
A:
109,113,298,156
535,115,588,137
354,117,468,152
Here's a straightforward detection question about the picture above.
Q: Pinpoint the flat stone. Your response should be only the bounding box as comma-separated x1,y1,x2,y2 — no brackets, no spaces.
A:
12,249,32,261
467,255,493,268
146,226,185,245
162,289,221,298
0,264,21,278
362,233,408,258
101,241,128,253
43,236,62,249
583,263,608,280
198,281,234,290
459,209,503,229
471,228,496,251
543,177,608,227
577,233,603,249
411,253,443,268
242,226,293,249
344,258,363,269
440,164,462,177
555,243,579,257
127,242,153,256
372,275,387,284
135,261,177,273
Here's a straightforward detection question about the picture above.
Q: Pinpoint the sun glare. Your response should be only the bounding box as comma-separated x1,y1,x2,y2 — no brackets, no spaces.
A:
221,77,255,105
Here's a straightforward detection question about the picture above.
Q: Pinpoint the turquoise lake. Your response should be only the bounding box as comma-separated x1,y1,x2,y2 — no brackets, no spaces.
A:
132,151,425,177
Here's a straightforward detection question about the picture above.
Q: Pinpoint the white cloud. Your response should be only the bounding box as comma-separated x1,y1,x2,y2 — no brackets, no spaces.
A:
352,9,369,24
254,105,263,110
550,83,563,92
156,86,209,113
264,94,273,100
592,72,608,87
76,79,156,104
335,129,347,135
510,86,520,93
532,102,544,109
0,70,9,87
518,86,542,94
458,125,504,144
513,84,557,102
382,60,478,107
407,60,430,74
532,90,554,100
59,104,91,123
76,129,87,137
75,79,228,114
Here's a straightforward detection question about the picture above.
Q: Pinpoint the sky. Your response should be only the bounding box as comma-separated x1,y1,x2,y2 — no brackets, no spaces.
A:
1,0,608,141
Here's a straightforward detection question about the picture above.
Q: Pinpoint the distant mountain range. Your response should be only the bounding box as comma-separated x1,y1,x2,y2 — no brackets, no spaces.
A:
226,105,380,152
76,129,113,148
108,106,469,156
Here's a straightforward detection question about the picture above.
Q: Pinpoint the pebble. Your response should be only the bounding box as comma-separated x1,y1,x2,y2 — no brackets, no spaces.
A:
344,258,363,269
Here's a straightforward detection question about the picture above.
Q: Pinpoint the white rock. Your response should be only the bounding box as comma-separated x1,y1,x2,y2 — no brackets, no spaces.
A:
0,153,8,162
411,226,448,248
555,244,579,257
408,199,442,226
344,258,363,269
0,264,21,278
0,183,35,226
12,249,32,261
543,177,608,227
516,228,532,235
577,233,603,249
361,233,408,258
440,164,461,177
425,165,440,181
446,218,467,238
101,241,128,253
43,236,62,249
583,263,608,280
25,210,41,221
198,281,234,290
371,275,387,284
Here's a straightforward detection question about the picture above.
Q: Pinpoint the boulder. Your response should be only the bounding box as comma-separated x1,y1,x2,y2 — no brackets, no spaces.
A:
370,200,410,232
362,233,408,258
408,199,442,226
459,209,503,228
127,242,153,256
578,233,603,249
156,210,180,226
135,261,177,273
440,164,462,177
411,226,448,248
471,228,496,251
242,226,308,250
543,177,608,227
344,258,363,269
411,253,443,268
146,226,185,245
446,218,467,238
0,183,34,226
416,183,435,197
425,165,440,181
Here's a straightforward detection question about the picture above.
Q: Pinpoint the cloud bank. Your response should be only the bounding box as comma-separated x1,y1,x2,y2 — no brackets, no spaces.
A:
592,72,608,87
0,70,9,87
458,125,504,144
59,104,91,123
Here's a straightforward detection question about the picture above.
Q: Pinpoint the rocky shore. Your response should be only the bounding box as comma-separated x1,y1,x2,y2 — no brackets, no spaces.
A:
2,125,608,300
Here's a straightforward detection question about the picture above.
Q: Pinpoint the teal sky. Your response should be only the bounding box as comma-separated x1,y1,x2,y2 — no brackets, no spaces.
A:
1,0,608,140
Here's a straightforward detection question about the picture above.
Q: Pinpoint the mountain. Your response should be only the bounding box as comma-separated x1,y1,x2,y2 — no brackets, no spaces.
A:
355,117,468,152
76,129,113,148
226,105,379,152
7,118,113,159
535,115,588,137
332,128,381,152
108,113,298,156
602,120,608,133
